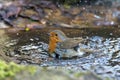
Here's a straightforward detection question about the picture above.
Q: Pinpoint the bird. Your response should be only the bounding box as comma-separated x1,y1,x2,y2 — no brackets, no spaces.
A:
48,30,100,58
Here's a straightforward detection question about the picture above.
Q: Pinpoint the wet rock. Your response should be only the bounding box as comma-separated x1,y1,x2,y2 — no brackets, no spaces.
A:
26,0,57,10
26,22,46,29
20,9,40,21
5,4,21,18
0,21,10,28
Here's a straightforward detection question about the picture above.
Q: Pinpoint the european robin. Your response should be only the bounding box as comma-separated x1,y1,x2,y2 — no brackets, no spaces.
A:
48,30,99,58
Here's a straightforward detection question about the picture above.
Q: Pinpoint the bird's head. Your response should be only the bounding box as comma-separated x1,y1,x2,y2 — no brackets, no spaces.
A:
49,31,61,43
51,30,68,41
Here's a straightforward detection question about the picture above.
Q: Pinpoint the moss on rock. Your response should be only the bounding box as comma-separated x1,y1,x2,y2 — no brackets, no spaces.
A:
0,60,36,80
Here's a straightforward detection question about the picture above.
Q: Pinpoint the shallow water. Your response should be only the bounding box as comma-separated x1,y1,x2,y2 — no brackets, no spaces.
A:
41,36,120,80
1,27,119,80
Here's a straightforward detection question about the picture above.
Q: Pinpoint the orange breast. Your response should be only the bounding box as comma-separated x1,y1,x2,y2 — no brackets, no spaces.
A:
48,32,61,53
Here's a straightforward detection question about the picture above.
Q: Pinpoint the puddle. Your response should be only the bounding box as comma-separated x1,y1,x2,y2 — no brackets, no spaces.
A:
0,27,119,79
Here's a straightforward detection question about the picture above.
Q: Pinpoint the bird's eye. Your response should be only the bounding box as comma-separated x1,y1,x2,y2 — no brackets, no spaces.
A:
55,34,58,36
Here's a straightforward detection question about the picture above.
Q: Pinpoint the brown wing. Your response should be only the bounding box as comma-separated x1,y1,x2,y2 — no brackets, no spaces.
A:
59,38,84,49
